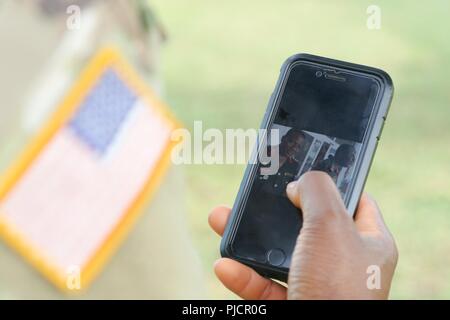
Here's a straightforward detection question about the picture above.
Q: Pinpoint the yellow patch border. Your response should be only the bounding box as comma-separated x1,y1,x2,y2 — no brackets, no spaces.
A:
0,47,181,293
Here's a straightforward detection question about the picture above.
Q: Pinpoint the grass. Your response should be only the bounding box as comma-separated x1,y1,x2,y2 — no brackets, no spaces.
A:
151,0,450,299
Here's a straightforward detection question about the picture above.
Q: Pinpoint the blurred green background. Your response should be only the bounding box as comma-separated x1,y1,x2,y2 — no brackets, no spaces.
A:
151,0,450,299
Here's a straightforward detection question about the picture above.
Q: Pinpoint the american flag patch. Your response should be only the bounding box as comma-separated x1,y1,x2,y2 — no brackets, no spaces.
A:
69,69,138,155
0,48,179,291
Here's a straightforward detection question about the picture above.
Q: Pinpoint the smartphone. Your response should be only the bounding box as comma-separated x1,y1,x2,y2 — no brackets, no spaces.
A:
220,54,394,282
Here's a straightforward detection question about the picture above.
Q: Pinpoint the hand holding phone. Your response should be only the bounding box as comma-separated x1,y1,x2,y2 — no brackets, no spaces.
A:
220,54,394,282
209,171,398,299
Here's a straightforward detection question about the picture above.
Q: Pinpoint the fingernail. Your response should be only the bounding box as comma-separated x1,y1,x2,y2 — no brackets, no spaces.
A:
287,180,298,191
213,259,221,268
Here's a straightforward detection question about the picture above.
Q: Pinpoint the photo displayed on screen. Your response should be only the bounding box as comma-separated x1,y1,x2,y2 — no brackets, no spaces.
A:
258,124,361,199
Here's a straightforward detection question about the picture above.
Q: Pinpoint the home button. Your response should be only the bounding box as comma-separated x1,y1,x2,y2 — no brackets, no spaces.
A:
267,248,286,266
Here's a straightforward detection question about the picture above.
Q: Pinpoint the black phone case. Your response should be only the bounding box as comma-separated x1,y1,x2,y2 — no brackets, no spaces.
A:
220,53,394,282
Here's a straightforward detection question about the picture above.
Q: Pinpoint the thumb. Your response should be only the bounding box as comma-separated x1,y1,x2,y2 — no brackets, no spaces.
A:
286,171,350,225
285,171,359,299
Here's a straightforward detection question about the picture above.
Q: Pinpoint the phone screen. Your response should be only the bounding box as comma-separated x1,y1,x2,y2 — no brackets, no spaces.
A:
230,62,381,269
